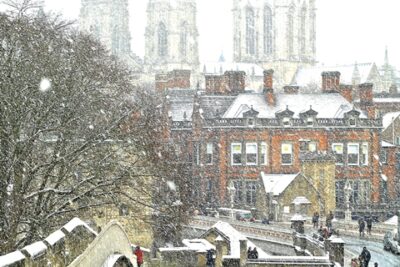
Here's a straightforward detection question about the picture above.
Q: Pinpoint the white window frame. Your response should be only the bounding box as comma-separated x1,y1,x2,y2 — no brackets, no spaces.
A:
283,117,290,127
332,143,344,165
260,142,268,165
231,143,242,166
361,143,368,166
308,141,317,152
281,142,293,165
246,143,258,166
206,143,213,165
396,136,400,146
348,143,360,166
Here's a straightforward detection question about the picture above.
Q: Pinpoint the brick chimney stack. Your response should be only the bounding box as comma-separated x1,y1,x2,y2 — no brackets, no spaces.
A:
321,71,341,92
205,71,246,95
339,84,353,103
155,70,191,93
263,69,275,106
358,83,375,118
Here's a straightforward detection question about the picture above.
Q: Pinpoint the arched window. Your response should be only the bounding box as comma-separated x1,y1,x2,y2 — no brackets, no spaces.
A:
246,7,255,56
287,6,294,57
180,21,188,57
309,10,316,56
112,26,120,55
264,5,273,56
158,22,168,57
300,6,307,55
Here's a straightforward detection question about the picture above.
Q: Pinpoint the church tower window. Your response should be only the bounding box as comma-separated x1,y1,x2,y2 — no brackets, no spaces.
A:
264,5,273,56
246,7,255,56
300,6,307,55
158,22,168,57
287,7,294,57
180,21,188,57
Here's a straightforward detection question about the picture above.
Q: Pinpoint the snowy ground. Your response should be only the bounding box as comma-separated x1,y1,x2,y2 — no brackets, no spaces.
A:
343,236,400,267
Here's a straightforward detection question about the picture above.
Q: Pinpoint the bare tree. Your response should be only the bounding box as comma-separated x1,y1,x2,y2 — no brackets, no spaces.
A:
0,5,189,252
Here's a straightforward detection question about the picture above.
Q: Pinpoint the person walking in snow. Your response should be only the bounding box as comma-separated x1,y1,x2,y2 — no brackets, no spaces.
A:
359,247,371,267
134,246,144,267
358,218,366,237
312,212,319,229
366,216,373,235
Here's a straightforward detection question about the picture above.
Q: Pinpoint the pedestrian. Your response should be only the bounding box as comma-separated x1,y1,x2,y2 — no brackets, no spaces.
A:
247,247,252,259
351,258,360,267
252,247,258,259
374,263,378,267
359,247,371,267
326,211,334,229
134,246,144,267
206,249,215,267
358,217,366,237
366,216,373,235
312,212,319,229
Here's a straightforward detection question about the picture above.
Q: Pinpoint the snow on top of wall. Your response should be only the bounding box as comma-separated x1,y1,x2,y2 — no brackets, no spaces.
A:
45,230,65,246
382,111,400,130
63,217,98,236
182,239,215,252
211,221,269,258
0,251,25,267
223,93,362,119
382,141,395,147
261,172,299,196
22,241,47,257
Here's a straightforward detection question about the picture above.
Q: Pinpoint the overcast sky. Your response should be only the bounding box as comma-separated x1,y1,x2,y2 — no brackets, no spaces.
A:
42,0,400,68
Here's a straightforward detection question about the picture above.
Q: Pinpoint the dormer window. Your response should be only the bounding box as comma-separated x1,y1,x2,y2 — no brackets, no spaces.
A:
349,118,356,127
283,117,290,127
248,118,255,127
307,117,314,127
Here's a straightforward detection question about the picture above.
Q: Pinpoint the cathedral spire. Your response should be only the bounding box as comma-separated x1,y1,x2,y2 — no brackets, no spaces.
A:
384,46,389,66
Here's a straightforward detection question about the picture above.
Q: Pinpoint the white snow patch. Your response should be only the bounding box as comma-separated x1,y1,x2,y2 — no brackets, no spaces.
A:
384,215,398,225
0,251,25,266
22,241,47,257
261,172,298,196
39,78,51,92
62,217,98,236
45,230,65,246
167,181,176,191
182,239,215,252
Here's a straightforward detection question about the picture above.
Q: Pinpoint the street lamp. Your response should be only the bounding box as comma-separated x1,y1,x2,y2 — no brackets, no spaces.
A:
344,182,352,222
227,180,236,220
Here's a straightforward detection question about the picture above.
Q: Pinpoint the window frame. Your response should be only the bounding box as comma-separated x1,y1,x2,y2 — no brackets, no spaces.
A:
246,142,258,166
332,143,344,165
231,143,242,166
361,142,368,166
260,142,268,165
281,142,293,166
206,143,213,165
347,143,360,166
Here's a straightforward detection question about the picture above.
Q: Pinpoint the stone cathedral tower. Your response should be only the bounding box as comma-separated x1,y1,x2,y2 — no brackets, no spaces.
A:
79,0,141,71
233,0,316,86
145,0,200,76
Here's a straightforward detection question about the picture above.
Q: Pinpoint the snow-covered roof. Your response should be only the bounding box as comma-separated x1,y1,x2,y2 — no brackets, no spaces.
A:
222,93,365,119
291,214,306,221
45,230,65,246
62,217,98,236
210,221,269,258
292,63,376,89
382,141,395,147
22,241,47,257
0,251,25,267
182,239,215,252
371,97,400,103
202,62,264,77
382,111,400,130
384,215,398,225
261,172,299,196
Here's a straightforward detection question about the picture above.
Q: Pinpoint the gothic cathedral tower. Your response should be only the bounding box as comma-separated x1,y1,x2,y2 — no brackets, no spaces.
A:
233,0,316,87
79,0,136,60
145,0,200,76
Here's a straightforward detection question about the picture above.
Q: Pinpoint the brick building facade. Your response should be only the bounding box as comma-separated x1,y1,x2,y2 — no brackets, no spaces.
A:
159,69,383,215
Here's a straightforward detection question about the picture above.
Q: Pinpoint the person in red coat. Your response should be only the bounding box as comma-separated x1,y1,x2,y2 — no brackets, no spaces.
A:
134,246,144,267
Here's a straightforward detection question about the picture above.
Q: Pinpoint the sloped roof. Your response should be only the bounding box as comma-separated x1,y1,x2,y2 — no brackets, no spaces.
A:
261,172,299,196
292,63,376,89
223,93,365,119
382,141,395,148
382,111,400,130
208,221,270,258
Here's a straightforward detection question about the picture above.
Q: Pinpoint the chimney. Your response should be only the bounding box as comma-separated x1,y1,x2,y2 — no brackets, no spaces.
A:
224,71,246,94
321,71,340,92
339,84,353,103
169,69,191,89
205,75,226,94
283,85,299,94
358,83,375,118
264,69,274,90
155,73,169,93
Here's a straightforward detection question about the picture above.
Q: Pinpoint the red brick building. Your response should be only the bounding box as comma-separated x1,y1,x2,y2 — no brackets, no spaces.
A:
159,69,383,215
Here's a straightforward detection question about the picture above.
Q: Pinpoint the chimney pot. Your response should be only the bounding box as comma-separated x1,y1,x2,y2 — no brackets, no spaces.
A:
321,71,341,92
263,69,274,90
